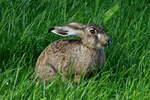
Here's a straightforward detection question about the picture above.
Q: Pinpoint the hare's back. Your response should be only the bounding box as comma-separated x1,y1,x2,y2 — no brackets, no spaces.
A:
36,38,81,65
46,38,81,54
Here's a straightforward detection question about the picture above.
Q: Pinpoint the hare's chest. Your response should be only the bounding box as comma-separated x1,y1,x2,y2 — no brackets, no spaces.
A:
71,47,99,67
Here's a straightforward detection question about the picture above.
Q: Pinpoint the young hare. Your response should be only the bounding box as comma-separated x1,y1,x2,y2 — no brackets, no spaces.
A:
35,22,111,81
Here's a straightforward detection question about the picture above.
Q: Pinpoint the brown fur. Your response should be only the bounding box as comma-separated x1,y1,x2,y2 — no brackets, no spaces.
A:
35,22,111,82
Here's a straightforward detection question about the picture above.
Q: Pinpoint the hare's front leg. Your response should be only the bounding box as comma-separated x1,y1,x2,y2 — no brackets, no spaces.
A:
36,64,57,80
73,74,82,83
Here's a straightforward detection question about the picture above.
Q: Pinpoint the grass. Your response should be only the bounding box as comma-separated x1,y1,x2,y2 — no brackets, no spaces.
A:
0,0,150,99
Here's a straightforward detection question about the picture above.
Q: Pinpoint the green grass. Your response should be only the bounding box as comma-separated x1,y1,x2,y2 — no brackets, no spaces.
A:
0,0,150,99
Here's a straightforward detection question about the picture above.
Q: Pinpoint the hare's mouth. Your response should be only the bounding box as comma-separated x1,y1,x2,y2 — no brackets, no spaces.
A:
96,43,104,49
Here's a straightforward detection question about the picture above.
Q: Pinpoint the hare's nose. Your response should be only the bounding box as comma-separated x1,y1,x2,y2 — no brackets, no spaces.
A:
107,39,112,45
104,39,112,47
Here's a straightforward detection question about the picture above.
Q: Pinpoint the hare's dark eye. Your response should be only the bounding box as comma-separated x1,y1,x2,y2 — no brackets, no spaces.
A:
90,30,95,34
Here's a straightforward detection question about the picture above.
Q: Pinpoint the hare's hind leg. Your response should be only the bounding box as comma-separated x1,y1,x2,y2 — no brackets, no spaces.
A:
35,64,57,80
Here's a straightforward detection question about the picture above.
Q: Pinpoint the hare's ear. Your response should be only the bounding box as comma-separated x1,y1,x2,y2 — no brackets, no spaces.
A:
48,22,83,36
48,26,76,36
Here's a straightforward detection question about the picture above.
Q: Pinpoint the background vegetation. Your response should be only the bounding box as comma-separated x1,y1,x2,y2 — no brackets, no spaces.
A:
0,0,150,99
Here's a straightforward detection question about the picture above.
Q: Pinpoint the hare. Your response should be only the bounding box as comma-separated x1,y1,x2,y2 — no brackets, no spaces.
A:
35,22,111,81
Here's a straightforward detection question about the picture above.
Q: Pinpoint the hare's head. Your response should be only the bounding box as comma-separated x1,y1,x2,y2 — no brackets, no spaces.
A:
49,22,111,49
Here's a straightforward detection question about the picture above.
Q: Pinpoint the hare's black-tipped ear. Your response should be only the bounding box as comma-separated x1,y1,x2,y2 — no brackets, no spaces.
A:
48,22,84,36
48,28,55,33
48,26,78,36
48,27,70,36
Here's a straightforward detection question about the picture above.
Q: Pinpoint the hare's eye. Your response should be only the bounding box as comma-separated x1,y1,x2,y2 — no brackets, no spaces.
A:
90,29,95,34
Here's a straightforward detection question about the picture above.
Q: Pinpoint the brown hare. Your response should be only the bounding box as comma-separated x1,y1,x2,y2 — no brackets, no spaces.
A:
35,22,111,82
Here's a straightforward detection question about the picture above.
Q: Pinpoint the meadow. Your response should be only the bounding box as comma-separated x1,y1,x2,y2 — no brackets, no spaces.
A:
0,0,150,99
